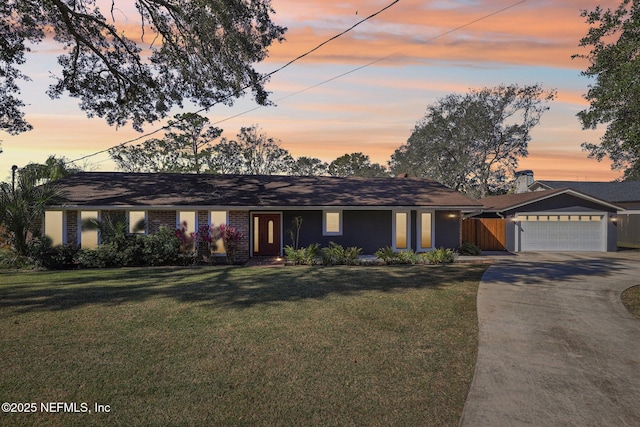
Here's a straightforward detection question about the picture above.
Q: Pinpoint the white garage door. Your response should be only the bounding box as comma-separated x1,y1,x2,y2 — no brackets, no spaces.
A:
518,214,605,252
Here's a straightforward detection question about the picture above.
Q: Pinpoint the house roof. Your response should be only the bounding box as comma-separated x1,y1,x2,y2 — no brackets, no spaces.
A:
479,188,622,212
530,180,640,203
52,172,483,209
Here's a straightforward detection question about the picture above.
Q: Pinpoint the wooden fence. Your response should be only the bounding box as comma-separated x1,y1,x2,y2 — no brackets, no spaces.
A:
462,218,507,251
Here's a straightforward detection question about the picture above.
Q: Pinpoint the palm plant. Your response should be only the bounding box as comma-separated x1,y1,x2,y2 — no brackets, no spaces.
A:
0,175,64,256
81,212,146,249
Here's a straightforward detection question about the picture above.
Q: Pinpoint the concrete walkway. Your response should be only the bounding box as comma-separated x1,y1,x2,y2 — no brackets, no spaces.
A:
459,252,640,427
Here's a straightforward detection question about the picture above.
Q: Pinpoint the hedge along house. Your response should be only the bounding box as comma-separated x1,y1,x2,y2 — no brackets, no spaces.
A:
43,173,482,262
475,188,622,252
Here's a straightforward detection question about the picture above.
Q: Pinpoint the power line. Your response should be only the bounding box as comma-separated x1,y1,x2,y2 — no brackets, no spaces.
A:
69,0,527,165
67,0,401,165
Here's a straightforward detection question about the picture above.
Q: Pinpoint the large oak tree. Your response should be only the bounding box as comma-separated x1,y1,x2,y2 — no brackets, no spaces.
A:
574,0,640,180
1,0,286,134
389,84,556,198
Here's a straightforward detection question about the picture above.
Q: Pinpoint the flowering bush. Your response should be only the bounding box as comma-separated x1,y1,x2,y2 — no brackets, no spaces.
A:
175,221,194,252
215,224,244,264
216,224,244,264
174,222,242,264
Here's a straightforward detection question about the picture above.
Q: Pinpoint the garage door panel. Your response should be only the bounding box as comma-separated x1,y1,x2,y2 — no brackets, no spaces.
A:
519,216,604,252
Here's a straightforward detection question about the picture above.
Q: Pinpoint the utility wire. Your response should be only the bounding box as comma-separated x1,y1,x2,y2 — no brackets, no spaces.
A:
67,0,401,165
69,0,527,165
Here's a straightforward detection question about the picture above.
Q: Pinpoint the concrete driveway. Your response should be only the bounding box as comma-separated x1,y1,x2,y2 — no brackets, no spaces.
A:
459,252,640,427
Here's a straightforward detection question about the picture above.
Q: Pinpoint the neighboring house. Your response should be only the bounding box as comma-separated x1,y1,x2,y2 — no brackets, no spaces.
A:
44,173,482,261
468,188,621,252
516,174,640,247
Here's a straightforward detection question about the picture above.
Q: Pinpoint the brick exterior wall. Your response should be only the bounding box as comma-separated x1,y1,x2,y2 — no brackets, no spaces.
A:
197,210,209,229
67,210,78,248
229,210,250,262
148,210,177,234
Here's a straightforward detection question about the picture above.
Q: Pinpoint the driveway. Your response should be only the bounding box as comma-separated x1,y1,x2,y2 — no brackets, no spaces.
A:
459,252,640,427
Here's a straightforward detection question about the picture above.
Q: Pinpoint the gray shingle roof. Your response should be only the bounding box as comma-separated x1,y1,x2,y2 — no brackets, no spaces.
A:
531,181,640,203
479,188,622,212
52,173,482,209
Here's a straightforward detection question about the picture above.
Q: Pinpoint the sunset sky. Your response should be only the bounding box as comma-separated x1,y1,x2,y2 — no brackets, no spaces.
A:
0,0,623,182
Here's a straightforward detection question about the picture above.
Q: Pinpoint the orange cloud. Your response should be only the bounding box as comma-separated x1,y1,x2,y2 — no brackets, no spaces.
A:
266,0,619,70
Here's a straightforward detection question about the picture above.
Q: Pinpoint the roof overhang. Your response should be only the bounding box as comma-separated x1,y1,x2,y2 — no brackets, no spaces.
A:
48,204,482,211
482,188,623,213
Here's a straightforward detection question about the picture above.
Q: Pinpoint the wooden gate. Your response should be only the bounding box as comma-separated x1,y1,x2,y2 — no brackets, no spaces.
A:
462,218,507,251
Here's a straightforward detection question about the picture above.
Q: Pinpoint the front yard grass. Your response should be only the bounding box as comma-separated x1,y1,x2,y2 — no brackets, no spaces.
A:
622,285,640,318
0,265,486,426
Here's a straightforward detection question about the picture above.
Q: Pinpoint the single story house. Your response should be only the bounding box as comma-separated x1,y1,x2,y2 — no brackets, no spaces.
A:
468,188,621,252
44,172,482,261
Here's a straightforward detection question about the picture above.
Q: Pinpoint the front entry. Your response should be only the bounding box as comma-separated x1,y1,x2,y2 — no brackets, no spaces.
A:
252,213,281,256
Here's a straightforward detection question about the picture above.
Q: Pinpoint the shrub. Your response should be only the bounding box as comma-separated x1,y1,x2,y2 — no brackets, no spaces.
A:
459,241,482,256
28,238,77,270
284,243,320,265
321,242,362,266
375,247,417,265
76,246,112,268
398,250,418,265
422,248,457,265
142,226,181,266
374,246,397,264
0,247,36,269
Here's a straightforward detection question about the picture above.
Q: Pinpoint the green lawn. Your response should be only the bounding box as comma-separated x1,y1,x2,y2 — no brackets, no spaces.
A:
0,265,486,426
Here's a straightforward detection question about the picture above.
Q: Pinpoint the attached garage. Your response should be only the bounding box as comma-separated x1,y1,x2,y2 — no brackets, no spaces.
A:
475,189,621,253
516,214,606,252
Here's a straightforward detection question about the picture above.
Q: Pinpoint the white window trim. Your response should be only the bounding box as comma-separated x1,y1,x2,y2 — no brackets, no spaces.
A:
417,210,435,252
392,210,411,251
323,210,343,236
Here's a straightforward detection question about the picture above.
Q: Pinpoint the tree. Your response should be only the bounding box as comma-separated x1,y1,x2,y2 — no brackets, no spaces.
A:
328,152,389,177
0,172,63,255
205,139,244,174
289,156,328,176
1,1,286,134
574,0,640,180
18,155,81,184
109,113,222,173
389,84,556,198
207,125,293,175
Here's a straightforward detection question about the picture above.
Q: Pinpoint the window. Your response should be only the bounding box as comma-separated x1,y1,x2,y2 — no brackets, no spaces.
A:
44,211,65,247
210,211,228,254
80,211,99,249
128,211,147,234
254,216,260,253
178,211,196,251
268,220,274,244
323,210,342,236
394,211,410,250
418,212,433,250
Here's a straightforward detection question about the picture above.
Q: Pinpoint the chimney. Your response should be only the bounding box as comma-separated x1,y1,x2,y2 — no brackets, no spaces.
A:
514,170,534,193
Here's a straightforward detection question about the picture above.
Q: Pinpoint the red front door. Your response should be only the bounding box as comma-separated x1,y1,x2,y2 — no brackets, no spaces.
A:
253,213,281,256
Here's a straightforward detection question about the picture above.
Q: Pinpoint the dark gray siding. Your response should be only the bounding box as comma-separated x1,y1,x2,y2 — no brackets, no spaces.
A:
503,194,618,215
434,210,462,249
282,210,392,254
282,209,462,254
